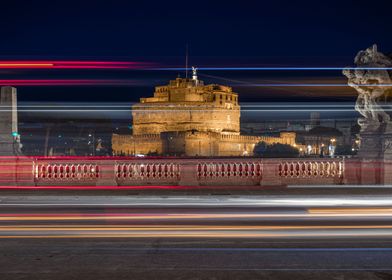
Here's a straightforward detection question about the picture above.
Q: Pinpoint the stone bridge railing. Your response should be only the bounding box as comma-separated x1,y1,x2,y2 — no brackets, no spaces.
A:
0,156,353,187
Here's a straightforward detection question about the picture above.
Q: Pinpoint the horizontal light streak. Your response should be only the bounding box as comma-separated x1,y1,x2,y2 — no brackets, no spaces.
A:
3,211,392,221
0,102,362,108
3,193,392,207
0,109,362,112
0,79,389,87
1,63,392,71
242,84,392,87
0,61,149,69
0,185,261,191
2,230,392,239
309,208,392,214
0,109,362,113
158,67,392,71
1,225,392,230
0,63,54,68
0,79,138,86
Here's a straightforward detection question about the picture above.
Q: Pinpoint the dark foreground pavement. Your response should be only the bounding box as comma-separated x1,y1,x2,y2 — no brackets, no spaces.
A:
2,239,392,280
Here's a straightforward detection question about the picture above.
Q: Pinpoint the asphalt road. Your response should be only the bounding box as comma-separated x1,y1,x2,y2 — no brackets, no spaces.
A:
2,194,392,279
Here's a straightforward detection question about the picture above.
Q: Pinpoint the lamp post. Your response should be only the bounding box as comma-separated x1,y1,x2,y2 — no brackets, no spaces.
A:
88,132,95,156
329,138,336,157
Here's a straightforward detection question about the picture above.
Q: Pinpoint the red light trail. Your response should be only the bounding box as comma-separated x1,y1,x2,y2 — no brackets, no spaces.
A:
0,185,268,190
0,79,138,86
0,61,151,69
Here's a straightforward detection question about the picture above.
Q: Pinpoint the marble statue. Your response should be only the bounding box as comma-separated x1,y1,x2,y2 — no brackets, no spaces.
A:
343,44,392,131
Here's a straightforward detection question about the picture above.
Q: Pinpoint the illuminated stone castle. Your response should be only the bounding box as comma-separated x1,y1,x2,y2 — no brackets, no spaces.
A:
112,69,295,156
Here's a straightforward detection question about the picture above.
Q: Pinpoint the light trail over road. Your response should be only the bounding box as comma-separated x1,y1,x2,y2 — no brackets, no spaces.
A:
2,193,392,279
2,195,392,238
2,194,392,207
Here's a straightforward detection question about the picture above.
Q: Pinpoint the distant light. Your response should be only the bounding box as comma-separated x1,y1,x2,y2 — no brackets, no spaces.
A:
11,132,19,137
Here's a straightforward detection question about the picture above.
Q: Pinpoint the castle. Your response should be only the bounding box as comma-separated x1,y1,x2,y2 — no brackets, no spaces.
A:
112,69,296,156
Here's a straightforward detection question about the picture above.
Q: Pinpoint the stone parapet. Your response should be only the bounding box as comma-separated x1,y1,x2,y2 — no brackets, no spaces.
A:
0,156,346,187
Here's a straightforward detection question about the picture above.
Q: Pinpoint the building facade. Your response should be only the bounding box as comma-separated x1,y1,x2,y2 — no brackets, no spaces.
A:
112,74,296,156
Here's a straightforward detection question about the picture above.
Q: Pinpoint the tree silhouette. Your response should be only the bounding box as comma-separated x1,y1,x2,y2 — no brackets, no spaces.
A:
254,142,299,158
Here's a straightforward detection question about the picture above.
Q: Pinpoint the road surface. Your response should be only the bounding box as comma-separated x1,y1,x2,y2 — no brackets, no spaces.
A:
1,194,392,279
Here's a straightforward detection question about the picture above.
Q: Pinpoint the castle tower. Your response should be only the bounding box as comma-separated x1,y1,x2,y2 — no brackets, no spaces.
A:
0,86,22,155
132,77,240,135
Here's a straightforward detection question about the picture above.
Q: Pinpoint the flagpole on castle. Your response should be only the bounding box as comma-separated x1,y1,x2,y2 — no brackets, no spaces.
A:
185,44,189,79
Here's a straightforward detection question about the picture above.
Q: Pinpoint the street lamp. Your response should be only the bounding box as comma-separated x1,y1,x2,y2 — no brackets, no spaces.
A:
329,138,336,157
88,132,95,156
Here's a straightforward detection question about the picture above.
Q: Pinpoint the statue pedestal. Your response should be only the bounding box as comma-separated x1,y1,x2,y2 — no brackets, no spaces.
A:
358,131,383,159
358,123,392,185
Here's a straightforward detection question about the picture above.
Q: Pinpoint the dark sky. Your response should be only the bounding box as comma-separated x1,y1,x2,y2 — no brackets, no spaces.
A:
0,0,391,102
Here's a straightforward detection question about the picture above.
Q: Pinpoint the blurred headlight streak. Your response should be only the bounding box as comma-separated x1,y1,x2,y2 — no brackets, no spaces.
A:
0,61,151,69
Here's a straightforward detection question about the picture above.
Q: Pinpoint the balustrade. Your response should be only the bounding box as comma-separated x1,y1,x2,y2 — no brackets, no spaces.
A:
34,163,99,180
278,160,344,178
197,162,262,179
29,157,347,186
115,162,180,180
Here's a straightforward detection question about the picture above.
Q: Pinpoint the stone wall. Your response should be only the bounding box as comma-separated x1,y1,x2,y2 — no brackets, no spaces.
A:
113,131,297,157
112,134,162,155
132,104,240,135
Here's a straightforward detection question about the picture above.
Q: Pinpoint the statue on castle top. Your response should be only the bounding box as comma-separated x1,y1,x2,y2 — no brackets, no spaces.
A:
192,66,198,81
343,44,392,131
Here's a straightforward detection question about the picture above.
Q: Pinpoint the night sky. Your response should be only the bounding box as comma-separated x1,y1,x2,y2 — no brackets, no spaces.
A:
1,0,391,103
